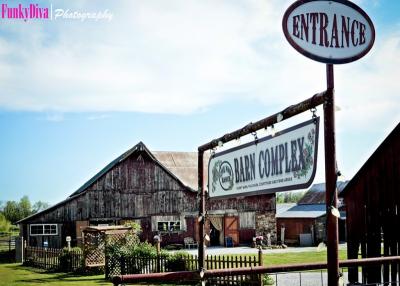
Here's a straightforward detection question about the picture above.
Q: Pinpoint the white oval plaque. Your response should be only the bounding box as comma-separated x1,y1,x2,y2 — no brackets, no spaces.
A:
282,0,375,64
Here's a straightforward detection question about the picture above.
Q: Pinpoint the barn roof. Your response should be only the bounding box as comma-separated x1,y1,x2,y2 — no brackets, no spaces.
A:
276,203,346,219
68,142,208,198
18,142,207,224
297,181,348,204
153,151,209,190
340,122,400,197
276,203,296,215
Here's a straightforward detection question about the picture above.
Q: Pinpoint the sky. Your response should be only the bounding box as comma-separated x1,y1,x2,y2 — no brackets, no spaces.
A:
0,0,399,205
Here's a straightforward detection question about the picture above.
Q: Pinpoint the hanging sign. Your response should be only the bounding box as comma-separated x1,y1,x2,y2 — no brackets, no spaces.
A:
208,118,319,199
282,0,375,64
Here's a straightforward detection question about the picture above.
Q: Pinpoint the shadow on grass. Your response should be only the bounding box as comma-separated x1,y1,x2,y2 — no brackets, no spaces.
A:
0,249,15,263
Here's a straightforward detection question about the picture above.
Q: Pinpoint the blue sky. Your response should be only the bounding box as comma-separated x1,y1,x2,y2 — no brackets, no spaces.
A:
0,0,399,205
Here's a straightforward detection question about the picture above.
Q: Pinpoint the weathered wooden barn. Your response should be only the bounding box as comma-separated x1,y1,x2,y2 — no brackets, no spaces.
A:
341,123,400,285
18,142,276,249
276,181,347,246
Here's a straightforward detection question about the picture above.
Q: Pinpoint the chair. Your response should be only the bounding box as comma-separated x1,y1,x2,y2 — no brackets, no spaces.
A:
184,237,198,249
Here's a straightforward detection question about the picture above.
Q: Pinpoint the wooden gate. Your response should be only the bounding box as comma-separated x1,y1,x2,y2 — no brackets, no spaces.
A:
224,216,239,246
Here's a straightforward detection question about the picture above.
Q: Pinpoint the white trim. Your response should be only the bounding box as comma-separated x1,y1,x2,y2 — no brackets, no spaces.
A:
30,224,58,236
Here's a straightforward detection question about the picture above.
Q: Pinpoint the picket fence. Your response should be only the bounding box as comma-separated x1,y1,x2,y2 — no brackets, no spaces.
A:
24,246,83,272
106,253,261,285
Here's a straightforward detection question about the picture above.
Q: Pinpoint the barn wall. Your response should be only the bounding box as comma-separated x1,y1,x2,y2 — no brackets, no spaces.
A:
26,154,197,224
276,217,315,245
22,148,278,247
342,124,400,284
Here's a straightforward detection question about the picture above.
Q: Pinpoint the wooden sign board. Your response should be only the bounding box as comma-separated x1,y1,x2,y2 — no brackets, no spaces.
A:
208,118,319,199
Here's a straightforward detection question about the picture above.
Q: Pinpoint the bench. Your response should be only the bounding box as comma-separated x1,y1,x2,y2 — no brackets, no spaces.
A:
184,237,198,249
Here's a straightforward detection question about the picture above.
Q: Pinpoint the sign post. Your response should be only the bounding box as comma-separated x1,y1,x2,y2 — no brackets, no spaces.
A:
324,63,339,286
282,1,375,285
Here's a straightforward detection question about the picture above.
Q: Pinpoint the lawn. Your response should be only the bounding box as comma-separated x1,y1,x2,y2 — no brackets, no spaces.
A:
0,264,112,286
262,249,348,266
0,249,349,285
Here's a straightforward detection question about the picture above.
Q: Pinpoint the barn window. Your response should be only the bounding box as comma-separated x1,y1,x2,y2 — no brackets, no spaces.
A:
239,212,255,229
157,221,181,232
30,224,58,236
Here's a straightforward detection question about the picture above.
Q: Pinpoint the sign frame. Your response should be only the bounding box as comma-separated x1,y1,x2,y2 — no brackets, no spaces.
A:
208,117,320,200
282,0,375,64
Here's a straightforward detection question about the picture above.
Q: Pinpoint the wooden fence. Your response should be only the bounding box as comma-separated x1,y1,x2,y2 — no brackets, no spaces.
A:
0,237,16,252
106,253,261,285
24,246,83,272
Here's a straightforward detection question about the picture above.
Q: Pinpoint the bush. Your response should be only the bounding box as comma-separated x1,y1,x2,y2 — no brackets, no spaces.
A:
59,247,84,272
263,274,275,285
165,251,190,272
0,214,11,233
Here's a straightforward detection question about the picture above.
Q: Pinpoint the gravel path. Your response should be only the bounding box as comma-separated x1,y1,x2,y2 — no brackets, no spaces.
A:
179,243,347,255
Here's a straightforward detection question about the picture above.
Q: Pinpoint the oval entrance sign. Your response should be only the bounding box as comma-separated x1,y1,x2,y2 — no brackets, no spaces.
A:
282,0,375,64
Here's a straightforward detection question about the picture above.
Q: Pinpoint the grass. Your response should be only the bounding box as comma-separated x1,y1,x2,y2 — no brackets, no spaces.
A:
262,249,348,266
0,249,349,285
0,264,112,286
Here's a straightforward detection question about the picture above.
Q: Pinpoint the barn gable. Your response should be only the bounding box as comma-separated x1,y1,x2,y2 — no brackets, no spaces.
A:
18,142,198,224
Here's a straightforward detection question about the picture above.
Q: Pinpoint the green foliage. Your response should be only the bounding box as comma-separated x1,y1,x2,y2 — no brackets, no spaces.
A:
123,221,141,234
59,247,84,271
3,201,19,223
19,196,32,219
32,201,50,214
263,274,275,285
105,230,141,258
1,196,51,223
0,213,11,233
276,191,305,203
164,251,191,272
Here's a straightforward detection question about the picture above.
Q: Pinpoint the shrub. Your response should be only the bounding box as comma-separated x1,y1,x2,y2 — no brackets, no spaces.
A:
0,214,11,233
59,247,84,272
263,274,275,285
165,251,190,272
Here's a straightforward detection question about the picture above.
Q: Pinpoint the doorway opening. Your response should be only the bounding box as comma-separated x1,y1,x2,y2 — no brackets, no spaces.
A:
210,223,221,246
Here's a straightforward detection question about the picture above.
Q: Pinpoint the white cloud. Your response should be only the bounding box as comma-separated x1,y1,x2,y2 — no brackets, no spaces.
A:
0,0,398,132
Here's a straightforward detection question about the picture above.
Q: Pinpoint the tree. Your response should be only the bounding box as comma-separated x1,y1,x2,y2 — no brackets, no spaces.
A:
32,201,50,214
3,201,19,223
18,196,32,219
0,213,11,232
276,191,306,203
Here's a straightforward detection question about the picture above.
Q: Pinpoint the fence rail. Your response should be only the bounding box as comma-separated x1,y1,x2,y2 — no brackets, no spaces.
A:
112,256,400,286
106,253,261,285
0,237,16,252
24,246,83,272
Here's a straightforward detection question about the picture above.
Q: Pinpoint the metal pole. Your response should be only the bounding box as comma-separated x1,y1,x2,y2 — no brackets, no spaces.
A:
198,151,205,271
324,63,339,286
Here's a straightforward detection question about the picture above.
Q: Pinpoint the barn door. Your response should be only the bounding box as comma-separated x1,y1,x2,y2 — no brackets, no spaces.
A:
224,216,239,246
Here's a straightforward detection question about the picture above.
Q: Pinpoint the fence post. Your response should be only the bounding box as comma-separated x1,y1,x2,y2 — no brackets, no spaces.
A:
105,254,109,279
156,241,161,273
120,256,126,275
258,247,263,286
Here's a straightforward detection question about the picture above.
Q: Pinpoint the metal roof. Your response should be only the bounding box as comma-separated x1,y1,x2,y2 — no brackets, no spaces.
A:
297,181,348,204
153,151,209,190
276,203,346,219
276,203,296,215
276,204,327,218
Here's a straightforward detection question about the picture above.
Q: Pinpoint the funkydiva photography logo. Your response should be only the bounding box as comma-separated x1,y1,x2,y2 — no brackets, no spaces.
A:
1,3,113,21
1,3,49,19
